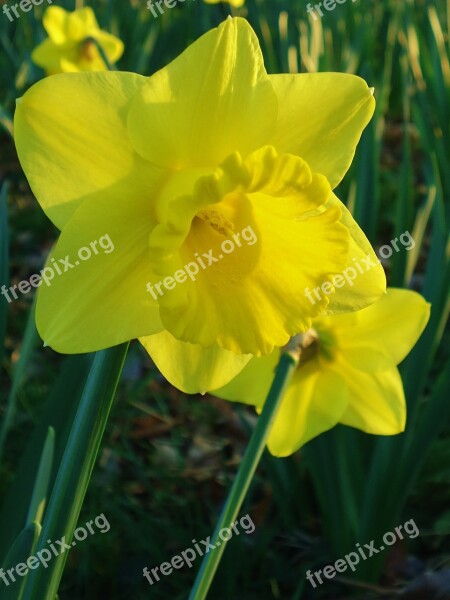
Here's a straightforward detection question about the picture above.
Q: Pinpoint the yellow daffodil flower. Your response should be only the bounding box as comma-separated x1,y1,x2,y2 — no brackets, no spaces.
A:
204,0,245,7
31,7,124,75
213,289,431,456
15,18,385,392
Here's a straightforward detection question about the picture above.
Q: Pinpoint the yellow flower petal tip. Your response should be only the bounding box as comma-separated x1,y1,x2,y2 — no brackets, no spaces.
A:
214,288,431,457
203,0,246,7
31,6,124,75
16,17,382,371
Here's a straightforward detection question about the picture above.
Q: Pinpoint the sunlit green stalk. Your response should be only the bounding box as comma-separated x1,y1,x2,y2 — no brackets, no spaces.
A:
189,340,301,600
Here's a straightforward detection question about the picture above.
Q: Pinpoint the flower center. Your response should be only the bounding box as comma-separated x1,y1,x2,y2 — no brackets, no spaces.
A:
79,39,97,61
148,145,331,260
298,328,321,364
146,145,335,317
195,209,235,237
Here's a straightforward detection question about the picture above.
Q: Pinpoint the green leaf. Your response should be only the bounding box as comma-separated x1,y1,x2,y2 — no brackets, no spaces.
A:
0,299,40,463
1,522,41,600
0,180,9,368
26,427,55,526
0,104,13,139
22,343,129,600
405,185,436,284
0,354,92,564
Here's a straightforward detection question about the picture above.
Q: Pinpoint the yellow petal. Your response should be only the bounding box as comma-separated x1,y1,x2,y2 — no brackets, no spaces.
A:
321,192,386,313
269,73,375,189
94,31,125,64
329,288,431,365
213,350,280,407
35,188,165,354
266,363,349,457
42,6,69,45
50,7,99,43
67,7,99,40
31,39,64,74
59,57,83,73
14,71,148,229
338,346,392,372
338,360,406,434
140,332,252,394
127,17,277,169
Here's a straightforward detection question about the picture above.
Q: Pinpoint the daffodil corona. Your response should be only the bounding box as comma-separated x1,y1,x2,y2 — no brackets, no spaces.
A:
16,18,385,392
214,289,430,456
31,7,124,74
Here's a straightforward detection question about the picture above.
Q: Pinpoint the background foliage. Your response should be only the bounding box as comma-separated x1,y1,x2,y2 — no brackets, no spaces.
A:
0,0,449,598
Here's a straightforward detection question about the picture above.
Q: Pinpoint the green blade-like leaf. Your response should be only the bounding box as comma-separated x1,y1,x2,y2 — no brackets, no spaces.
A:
0,180,9,368
26,427,55,526
401,362,450,481
22,343,129,600
0,104,13,139
0,298,40,463
1,522,41,600
0,354,93,564
405,185,436,284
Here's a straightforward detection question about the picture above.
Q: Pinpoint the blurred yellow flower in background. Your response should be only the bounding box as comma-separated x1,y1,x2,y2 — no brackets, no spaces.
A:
213,289,431,456
31,6,124,74
203,0,246,7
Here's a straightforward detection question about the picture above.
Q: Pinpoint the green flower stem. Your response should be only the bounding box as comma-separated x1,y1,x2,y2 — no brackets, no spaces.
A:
22,343,129,600
83,37,114,71
188,341,302,600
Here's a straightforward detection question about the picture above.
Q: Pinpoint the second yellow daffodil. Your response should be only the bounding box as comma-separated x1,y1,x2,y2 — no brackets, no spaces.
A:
213,289,430,456
32,7,124,75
